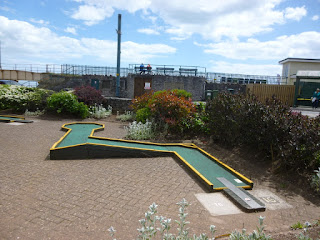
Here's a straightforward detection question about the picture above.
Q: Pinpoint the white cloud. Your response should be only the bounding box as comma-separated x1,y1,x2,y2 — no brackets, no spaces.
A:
196,31,320,60
69,0,295,41
0,6,11,12
137,28,160,35
64,27,77,35
165,27,192,41
152,0,287,40
170,36,189,41
0,16,176,64
71,5,113,26
148,16,157,24
209,61,281,76
30,18,49,25
284,6,307,21
70,0,150,25
312,15,319,21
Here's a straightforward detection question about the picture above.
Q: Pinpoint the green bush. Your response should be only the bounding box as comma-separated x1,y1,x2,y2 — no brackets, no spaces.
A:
136,107,151,123
206,93,320,173
311,167,320,193
152,89,192,99
116,111,135,121
131,89,196,134
47,91,89,119
0,85,53,112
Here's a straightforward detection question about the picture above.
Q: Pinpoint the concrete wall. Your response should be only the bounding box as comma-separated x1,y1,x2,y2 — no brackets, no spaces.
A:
38,73,206,101
38,74,87,91
81,75,127,97
126,74,206,101
0,69,41,81
104,97,132,113
38,74,128,95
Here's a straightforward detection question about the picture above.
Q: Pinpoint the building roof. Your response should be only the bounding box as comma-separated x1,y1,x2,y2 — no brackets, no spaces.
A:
279,58,320,64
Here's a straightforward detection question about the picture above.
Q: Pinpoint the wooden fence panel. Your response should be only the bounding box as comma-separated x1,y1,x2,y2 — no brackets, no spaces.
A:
246,84,295,106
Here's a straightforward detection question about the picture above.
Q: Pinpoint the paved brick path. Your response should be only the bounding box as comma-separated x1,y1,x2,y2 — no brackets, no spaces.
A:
0,119,212,239
1,118,319,239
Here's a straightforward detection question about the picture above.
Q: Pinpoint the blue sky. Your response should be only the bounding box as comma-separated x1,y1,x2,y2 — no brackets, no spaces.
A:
0,0,319,76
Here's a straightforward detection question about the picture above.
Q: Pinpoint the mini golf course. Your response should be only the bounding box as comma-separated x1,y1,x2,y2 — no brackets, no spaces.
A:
50,122,265,211
50,123,252,190
0,115,33,123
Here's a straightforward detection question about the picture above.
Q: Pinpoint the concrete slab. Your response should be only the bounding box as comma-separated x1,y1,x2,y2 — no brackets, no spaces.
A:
195,192,243,216
291,107,320,118
195,189,292,216
291,109,320,118
6,122,26,125
250,189,293,210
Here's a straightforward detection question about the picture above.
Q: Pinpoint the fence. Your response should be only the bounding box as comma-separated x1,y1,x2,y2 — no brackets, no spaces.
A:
128,64,207,77
246,84,295,106
61,64,130,77
0,63,62,74
1,63,280,84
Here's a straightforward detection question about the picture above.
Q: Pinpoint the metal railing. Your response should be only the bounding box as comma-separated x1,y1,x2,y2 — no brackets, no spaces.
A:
1,63,281,84
205,72,280,85
61,64,129,77
128,64,207,77
0,63,62,74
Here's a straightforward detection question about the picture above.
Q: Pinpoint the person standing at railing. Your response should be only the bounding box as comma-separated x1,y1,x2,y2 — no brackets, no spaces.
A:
312,88,320,109
140,63,145,74
147,64,152,74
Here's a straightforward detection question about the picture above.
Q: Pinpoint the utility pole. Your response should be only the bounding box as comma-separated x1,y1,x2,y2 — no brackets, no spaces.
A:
116,14,121,97
0,40,2,69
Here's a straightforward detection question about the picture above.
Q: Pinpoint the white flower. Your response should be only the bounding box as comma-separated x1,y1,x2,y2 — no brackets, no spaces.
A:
258,216,265,226
108,226,116,234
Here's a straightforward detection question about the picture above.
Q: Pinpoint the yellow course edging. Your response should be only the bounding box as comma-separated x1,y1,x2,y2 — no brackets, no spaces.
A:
0,114,25,122
197,147,253,186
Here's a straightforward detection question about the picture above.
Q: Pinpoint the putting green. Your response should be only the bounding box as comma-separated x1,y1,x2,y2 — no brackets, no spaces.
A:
0,115,33,123
50,122,253,191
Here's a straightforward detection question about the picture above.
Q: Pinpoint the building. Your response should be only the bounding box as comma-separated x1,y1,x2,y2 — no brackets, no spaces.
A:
279,58,320,85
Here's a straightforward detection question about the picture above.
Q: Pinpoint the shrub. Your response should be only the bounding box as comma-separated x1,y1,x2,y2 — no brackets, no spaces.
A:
0,85,52,112
125,120,154,140
229,216,272,240
131,91,154,111
131,90,196,134
136,107,151,123
109,199,217,240
152,89,192,99
206,93,320,173
116,111,135,121
183,112,210,136
25,109,45,116
89,104,112,119
47,91,89,119
108,199,272,240
74,85,105,106
310,167,320,193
